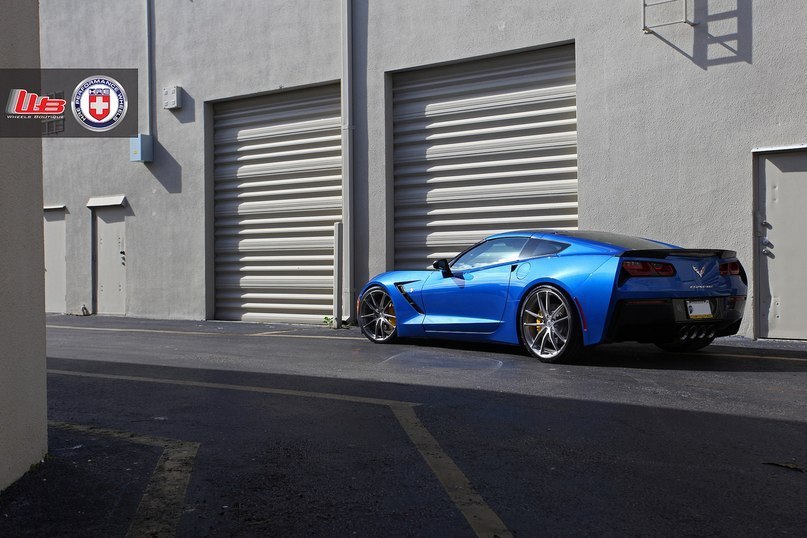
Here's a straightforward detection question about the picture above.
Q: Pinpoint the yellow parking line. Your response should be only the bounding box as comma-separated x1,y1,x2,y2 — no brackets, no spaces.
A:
392,406,512,537
48,325,806,356
47,369,418,407
49,421,199,538
47,324,227,337
46,324,365,341
704,352,807,363
48,369,511,538
249,333,366,341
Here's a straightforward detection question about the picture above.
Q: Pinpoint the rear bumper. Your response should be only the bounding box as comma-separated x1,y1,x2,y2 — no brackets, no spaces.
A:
605,296,745,343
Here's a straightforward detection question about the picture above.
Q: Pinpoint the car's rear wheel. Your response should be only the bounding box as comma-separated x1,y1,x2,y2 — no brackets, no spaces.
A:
359,286,398,343
520,285,581,363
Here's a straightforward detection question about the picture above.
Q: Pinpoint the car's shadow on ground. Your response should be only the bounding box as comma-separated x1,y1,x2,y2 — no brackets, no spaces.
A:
400,337,807,373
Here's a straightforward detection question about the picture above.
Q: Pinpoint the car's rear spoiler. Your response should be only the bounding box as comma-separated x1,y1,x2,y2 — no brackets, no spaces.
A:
619,249,737,259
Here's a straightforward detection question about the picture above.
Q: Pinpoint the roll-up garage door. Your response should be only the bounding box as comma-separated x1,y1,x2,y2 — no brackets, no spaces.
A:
213,85,341,323
393,46,577,269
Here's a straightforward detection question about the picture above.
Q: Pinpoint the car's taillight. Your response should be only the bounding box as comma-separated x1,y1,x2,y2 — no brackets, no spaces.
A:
719,261,741,276
622,260,677,277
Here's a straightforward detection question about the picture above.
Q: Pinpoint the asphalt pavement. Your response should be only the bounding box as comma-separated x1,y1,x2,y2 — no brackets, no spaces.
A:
1,314,806,536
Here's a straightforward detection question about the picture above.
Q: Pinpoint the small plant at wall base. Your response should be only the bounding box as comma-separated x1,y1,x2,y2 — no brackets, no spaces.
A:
323,316,353,328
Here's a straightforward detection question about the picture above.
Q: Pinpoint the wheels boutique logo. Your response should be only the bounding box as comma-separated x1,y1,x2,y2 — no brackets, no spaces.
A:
71,75,128,132
5,89,66,117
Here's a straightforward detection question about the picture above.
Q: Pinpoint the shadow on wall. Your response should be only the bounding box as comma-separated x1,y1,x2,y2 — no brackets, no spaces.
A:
169,88,195,124
647,0,752,69
145,140,182,193
144,90,193,194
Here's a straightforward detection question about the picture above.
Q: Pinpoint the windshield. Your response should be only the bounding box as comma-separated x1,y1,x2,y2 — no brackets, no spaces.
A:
451,237,529,270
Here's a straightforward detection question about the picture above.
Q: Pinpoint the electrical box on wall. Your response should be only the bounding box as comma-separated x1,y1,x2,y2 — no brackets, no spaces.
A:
162,86,182,109
130,134,153,162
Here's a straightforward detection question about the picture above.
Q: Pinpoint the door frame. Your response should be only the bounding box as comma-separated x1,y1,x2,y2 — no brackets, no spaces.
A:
87,195,128,315
43,205,67,313
751,144,807,339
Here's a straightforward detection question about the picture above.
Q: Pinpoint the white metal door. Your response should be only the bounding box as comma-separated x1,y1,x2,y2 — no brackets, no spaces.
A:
95,208,126,315
213,85,342,323
43,209,66,313
757,150,807,339
393,46,578,269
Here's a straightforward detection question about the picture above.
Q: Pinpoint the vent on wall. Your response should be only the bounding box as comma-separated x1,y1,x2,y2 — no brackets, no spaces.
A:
642,0,697,34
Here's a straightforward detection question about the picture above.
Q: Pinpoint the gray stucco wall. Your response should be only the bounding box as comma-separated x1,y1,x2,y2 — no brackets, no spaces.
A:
574,0,805,339
40,0,340,319
40,0,807,337
0,0,47,491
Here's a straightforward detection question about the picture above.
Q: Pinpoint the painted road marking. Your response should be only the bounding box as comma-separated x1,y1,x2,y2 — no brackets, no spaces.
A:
392,406,511,537
47,325,233,337
49,421,199,538
250,333,365,341
48,369,419,408
46,324,366,341
48,369,512,538
704,352,807,363
46,325,806,359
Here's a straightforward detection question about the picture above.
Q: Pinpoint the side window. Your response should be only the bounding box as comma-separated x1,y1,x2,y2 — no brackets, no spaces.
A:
451,237,529,271
519,238,568,259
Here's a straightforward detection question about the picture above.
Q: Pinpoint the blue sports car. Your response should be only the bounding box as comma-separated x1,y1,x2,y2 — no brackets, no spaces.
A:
357,230,747,363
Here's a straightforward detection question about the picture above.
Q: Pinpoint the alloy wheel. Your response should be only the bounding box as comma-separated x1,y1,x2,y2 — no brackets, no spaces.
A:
359,287,397,343
520,286,575,361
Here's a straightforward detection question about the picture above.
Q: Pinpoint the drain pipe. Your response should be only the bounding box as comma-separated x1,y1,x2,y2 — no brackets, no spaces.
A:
130,0,156,162
340,0,355,322
144,0,154,136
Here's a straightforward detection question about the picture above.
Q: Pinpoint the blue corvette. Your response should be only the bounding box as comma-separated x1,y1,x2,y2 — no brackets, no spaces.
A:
357,230,747,363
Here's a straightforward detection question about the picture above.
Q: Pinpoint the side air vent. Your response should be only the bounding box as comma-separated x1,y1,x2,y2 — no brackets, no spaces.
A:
395,282,424,314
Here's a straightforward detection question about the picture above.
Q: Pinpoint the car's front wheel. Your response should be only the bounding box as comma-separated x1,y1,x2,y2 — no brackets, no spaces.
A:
519,285,581,363
358,286,398,343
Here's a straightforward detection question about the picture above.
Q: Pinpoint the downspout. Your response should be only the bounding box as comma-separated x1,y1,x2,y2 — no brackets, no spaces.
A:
340,0,354,322
145,0,154,136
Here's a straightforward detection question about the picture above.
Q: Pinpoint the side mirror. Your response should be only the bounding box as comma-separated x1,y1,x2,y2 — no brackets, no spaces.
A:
432,258,452,277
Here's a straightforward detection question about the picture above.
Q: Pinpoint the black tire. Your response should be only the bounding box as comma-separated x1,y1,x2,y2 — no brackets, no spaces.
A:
358,286,398,343
519,285,582,363
655,336,715,353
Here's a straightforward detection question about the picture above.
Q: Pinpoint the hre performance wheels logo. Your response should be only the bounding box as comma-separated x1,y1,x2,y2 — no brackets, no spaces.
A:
71,75,128,132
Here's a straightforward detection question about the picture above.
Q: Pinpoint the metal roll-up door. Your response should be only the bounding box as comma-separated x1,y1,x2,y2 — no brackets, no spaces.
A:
393,46,577,269
213,85,341,323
